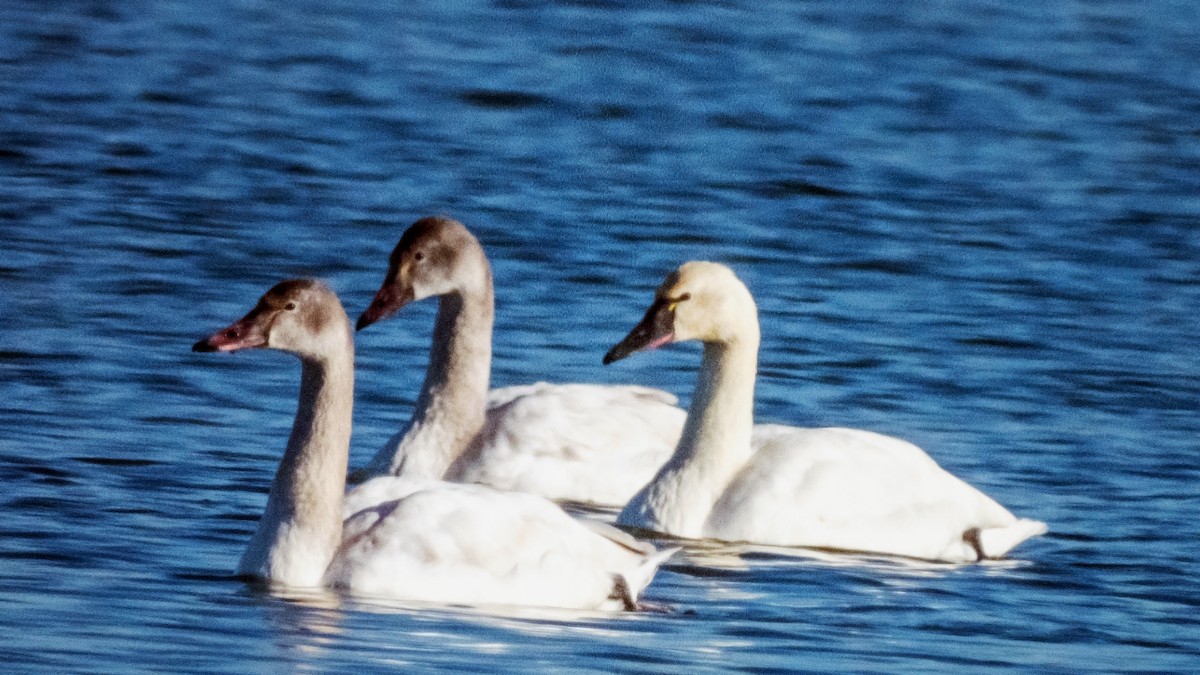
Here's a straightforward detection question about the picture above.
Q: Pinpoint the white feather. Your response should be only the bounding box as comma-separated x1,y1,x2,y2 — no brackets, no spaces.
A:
200,279,673,609
614,263,1046,562
356,218,684,506
449,383,686,504
331,477,675,610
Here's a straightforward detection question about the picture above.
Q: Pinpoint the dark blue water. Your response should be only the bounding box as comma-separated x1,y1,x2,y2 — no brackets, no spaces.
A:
2,0,1199,671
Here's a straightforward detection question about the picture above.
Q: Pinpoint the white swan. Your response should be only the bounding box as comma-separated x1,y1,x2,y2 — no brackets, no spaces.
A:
603,262,1046,563
354,216,685,505
193,279,673,609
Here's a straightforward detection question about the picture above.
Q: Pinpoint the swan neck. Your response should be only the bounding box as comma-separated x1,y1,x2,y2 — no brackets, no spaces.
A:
242,342,354,586
402,283,493,478
679,337,758,466
641,336,757,537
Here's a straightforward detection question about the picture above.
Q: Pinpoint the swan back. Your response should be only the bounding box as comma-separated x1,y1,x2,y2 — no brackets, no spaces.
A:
449,383,688,504
330,478,675,610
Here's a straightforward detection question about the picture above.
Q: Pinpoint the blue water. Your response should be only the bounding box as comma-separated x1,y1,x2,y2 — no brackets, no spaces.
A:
2,0,1199,671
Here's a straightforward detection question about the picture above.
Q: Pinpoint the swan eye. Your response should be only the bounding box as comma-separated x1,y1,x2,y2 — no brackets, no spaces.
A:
668,293,691,312
285,302,297,311
414,251,425,262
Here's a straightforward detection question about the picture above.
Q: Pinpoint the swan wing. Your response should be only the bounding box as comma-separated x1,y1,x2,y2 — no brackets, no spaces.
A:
327,482,671,609
485,382,679,409
342,475,440,522
707,426,1044,562
450,383,686,505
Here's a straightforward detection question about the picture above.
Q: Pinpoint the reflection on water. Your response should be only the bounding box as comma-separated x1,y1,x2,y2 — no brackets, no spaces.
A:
259,589,347,665
2,0,1200,671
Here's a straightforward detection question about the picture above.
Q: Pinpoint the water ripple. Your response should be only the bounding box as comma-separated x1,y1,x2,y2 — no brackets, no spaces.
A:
1,0,1198,671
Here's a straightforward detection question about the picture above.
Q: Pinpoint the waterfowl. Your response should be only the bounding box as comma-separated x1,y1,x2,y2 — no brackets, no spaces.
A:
604,262,1046,563
193,279,673,609
355,216,685,505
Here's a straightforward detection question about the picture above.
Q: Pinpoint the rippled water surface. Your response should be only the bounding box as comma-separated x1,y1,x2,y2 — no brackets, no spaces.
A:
2,0,1199,671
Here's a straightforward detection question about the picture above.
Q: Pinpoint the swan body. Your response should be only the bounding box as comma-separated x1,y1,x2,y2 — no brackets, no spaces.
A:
451,382,685,504
334,476,672,608
194,279,673,609
355,216,685,505
605,262,1046,563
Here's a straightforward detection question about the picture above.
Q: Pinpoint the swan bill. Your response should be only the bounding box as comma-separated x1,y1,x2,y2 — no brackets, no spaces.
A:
356,283,415,331
603,298,676,365
193,316,269,353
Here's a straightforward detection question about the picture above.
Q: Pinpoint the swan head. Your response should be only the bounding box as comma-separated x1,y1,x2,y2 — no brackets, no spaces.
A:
193,279,352,362
604,261,758,364
356,216,490,330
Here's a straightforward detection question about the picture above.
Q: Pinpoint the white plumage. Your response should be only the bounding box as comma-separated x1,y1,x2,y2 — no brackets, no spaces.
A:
355,217,684,505
444,382,685,504
606,262,1046,563
333,477,673,609
195,279,673,609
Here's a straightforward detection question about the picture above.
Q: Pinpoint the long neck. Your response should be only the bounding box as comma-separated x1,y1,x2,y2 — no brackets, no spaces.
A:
677,336,758,482
680,339,758,463
636,333,759,536
239,342,354,587
396,282,493,478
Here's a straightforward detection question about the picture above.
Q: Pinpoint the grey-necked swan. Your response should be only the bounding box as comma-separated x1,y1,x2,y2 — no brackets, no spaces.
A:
354,216,685,506
193,279,673,609
603,261,1046,563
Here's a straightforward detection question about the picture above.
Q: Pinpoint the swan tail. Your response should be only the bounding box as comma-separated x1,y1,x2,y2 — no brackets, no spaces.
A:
978,518,1048,559
619,545,680,608
579,519,677,609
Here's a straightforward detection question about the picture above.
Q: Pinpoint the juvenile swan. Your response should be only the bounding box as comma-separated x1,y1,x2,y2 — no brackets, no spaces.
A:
604,262,1046,563
193,279,673,609
355,216,685,505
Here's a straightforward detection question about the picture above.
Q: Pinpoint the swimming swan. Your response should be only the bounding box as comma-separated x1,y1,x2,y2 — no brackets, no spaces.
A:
354,216,685,505
604,262,1046,563
193,279,673,609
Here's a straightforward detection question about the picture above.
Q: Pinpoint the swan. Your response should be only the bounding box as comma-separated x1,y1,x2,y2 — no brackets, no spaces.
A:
603,262,1047,563
354,216,685,505
193,279,674,609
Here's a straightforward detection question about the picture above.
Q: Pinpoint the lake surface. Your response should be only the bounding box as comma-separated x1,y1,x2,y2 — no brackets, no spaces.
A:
2,0,1199,671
